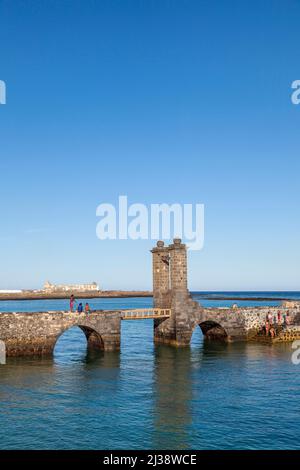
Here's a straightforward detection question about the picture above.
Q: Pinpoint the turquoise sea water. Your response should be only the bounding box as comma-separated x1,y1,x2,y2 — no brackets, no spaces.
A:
0,293,300,450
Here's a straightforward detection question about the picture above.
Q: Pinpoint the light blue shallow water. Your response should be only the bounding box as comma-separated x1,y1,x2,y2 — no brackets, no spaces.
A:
0,294,300,450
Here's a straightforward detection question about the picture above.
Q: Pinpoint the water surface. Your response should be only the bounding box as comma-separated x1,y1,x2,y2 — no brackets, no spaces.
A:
0,294,299,449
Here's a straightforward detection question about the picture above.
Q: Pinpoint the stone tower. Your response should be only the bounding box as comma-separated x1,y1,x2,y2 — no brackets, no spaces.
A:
151,240,171,309
152,238,199,345
169,238,188,292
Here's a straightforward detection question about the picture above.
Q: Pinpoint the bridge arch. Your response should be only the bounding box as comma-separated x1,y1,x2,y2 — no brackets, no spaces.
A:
194,320,228,341
53,324,105,353
79,325,105,349
0,311,121,356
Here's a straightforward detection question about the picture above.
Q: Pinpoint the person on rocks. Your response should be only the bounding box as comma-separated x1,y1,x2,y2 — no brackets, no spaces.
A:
270,325,276,339
265,320,270,337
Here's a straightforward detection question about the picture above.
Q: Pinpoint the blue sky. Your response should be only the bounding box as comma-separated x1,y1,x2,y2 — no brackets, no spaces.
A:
0,0,299,290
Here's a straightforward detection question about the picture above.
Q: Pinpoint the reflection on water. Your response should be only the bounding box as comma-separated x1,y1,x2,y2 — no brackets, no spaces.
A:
153,345,193,449
0,297,300,449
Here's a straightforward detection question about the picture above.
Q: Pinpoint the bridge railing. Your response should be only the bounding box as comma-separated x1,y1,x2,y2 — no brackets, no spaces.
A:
121,308,171,320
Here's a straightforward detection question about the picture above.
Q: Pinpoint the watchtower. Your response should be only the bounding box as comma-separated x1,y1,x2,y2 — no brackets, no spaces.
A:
151,239,199,345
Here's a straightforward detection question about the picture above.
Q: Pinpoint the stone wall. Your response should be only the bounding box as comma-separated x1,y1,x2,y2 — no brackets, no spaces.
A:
275,326,300,342
0,311,121,356
151,240,170,308
154,300,300,346
151,239,300,346
240,305,300,337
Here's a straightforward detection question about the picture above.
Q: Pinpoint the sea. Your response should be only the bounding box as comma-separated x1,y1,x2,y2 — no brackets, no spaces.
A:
0,292,299,450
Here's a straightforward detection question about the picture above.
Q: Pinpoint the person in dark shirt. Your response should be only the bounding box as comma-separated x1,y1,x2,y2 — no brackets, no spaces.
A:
77,302,83,313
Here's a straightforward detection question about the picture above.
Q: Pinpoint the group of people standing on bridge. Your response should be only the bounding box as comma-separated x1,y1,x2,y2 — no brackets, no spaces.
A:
69,295,91,314
264,311,290,338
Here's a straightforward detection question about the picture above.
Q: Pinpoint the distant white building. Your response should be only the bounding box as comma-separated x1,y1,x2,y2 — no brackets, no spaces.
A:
43,281,100,293
0,290,22,294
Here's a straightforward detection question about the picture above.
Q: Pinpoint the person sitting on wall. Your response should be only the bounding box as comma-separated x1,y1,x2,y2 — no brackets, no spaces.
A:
77,302,83,313
85,303,91,314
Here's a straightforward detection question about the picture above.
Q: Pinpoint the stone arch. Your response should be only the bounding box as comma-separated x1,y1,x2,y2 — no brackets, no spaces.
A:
197,320,228,341
78,325,104,349
53,324,105,353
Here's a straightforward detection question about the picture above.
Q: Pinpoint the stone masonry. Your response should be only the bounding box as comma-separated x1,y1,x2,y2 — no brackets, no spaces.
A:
152,239,300,345
1,240,300,356
0,311,121,356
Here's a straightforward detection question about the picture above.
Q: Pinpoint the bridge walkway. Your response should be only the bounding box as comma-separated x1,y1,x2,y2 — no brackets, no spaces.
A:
120,308,171,320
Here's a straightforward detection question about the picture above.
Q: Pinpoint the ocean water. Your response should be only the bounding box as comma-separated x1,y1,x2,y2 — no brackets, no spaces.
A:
0,293,300,450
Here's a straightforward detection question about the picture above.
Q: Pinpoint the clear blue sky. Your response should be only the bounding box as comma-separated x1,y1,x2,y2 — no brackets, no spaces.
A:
0,0,299,291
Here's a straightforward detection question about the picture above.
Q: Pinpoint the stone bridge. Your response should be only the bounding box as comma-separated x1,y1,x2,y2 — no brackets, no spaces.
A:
151,239,300,345
0,238,300,356
0,311,121,356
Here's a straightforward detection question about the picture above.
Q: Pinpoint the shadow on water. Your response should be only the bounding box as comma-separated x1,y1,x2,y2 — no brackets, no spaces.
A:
0,328,122,450
53,325,120,368
151,327,298,450
151,329,235,449
190,322,295,364
3,326,121,380
152,344,194,449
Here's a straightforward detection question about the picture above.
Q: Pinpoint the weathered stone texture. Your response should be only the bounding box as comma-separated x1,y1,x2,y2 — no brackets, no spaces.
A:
274,325,300,342
0,311,121,356
151,239,300,346
151,241,171,309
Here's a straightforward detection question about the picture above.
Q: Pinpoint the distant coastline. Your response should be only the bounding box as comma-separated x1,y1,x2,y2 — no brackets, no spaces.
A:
193,295,300,302
0,290,153,301
0,290,299,302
